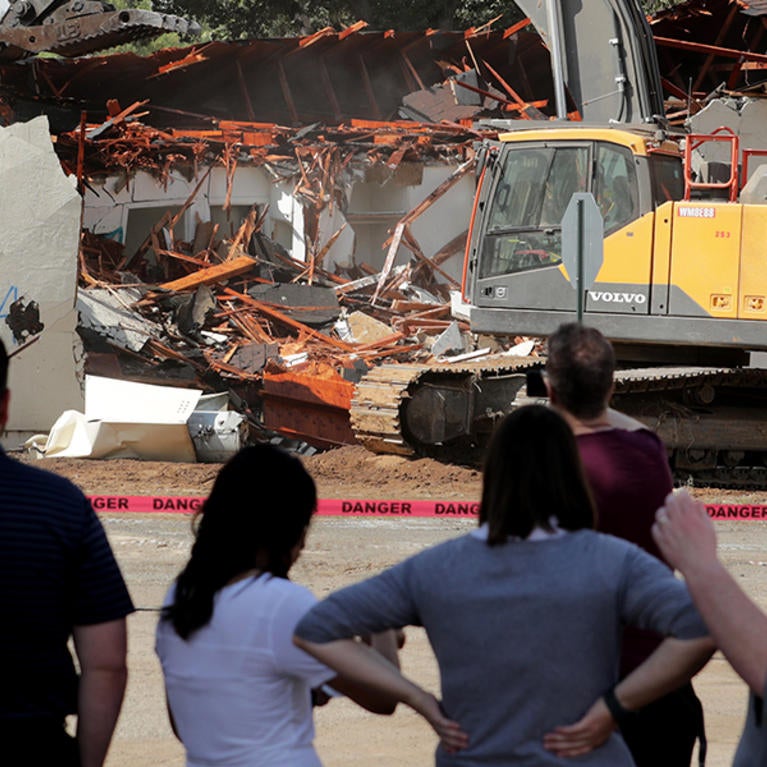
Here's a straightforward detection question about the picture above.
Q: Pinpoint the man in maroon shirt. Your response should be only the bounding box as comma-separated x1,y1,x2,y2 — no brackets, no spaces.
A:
545,323,705,767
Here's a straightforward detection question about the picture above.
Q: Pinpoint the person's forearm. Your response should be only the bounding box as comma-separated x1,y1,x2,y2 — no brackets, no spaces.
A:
77,667,128,767
612,636,714,712
295,634,468,752
368,630,401,669
681,559,767,696
296,636,427,713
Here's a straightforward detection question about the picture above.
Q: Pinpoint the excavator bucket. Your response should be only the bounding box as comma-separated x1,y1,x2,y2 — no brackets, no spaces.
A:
0,1,200,60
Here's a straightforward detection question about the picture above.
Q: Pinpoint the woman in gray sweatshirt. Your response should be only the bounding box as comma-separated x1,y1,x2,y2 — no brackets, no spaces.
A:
294,405,714,766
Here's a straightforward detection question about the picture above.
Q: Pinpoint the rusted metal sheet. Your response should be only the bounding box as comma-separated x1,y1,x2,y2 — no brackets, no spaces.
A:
261,371,357,448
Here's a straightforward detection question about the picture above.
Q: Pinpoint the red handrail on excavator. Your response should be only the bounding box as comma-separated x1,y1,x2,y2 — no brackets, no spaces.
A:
683,126,739,202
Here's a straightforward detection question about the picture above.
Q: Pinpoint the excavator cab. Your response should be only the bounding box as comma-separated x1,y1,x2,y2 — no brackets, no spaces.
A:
465,123,767,360
466,126,672,324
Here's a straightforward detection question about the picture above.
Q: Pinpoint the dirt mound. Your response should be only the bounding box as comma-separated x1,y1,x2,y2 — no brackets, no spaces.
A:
20,445,482,502
20,445,747,505
23,456,221,497
303,445,482,500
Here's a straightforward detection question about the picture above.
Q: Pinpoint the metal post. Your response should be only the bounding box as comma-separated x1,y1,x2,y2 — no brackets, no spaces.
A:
577,197,584,323
545,0,569,119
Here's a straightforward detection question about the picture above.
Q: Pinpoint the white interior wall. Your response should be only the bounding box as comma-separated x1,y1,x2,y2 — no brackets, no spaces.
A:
346,164,472,281
84,166,278,251
408,168,473,282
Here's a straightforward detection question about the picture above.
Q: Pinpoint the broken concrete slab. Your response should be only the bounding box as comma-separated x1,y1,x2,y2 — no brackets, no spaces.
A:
78,287,160,352
431,320,468,358
686,98,742,170
740,164,767,204
346,311,393,345
686,97,767,185
738,98,767,179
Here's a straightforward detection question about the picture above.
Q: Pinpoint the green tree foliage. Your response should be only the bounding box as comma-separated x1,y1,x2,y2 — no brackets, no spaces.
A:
641,0,685,12
150,0,685,41
151,0,522,39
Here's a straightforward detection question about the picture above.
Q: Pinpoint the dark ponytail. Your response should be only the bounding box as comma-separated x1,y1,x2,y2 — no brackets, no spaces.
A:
164,445,317,639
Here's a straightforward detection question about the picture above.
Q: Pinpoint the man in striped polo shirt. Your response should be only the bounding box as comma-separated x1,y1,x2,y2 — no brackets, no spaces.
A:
0,337,135,766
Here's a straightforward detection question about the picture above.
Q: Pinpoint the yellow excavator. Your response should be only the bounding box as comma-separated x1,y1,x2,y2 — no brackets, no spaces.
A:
351,0,767,488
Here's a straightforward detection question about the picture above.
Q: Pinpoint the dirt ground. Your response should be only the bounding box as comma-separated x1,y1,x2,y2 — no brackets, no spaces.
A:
30,446,767,767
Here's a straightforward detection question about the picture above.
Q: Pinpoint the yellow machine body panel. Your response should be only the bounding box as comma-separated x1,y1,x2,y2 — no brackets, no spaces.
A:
468,125,767,349
597,211,657,285
668,202,743,319
650,201,674,313
557,212,656,288
740,205,767,321
497,125,678,158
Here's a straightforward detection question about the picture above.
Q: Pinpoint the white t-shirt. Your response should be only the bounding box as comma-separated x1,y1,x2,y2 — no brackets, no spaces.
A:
155,573,335,767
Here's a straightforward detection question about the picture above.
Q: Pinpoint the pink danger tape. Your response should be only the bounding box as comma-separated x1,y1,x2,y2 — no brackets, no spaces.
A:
87,495,480,516
707,504,767,520
88,495,767,519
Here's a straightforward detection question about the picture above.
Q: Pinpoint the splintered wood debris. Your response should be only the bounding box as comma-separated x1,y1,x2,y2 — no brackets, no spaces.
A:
69,110,540,448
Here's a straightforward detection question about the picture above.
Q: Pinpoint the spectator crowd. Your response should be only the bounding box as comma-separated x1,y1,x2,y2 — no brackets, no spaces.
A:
1,325,765,766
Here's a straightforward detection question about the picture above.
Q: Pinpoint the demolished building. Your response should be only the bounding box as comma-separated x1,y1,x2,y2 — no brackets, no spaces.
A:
2,3,767,457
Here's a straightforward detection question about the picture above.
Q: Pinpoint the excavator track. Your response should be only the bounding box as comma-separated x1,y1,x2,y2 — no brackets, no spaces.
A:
351,361,767,489
612,366,767,489
351,356,540,463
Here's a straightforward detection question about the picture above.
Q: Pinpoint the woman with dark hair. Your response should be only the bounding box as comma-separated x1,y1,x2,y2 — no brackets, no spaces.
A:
294,405,714,765
155,445,399,767
479,402,595,543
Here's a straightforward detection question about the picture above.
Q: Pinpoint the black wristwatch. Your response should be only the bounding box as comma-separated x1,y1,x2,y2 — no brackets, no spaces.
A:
603,685,638,728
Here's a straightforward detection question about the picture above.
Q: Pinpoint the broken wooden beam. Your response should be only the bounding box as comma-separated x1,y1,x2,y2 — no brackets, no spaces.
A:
157,254,258,292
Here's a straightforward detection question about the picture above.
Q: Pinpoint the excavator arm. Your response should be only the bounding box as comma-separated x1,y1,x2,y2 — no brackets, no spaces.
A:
512,0,665,125
0,0,200,60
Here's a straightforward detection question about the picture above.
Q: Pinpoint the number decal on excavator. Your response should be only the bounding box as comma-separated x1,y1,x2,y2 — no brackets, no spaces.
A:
677,206,716,218
714,230,731,238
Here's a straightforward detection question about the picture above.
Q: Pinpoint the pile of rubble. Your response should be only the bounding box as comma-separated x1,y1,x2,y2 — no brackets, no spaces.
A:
66,108,539,451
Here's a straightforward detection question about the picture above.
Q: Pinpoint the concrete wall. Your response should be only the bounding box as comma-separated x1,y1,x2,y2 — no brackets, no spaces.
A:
687,97,767,183
0,116,84,446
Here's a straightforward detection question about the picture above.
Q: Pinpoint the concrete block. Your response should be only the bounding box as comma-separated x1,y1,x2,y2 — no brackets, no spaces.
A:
0,116,84,442
431,320,465,357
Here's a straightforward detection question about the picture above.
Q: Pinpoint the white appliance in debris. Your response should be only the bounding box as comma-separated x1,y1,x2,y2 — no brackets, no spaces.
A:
187,392,247,462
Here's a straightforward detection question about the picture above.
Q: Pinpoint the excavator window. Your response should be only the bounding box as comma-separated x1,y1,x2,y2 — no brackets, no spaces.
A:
479,144,589,278
649,154,684,205
594,143,639,233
